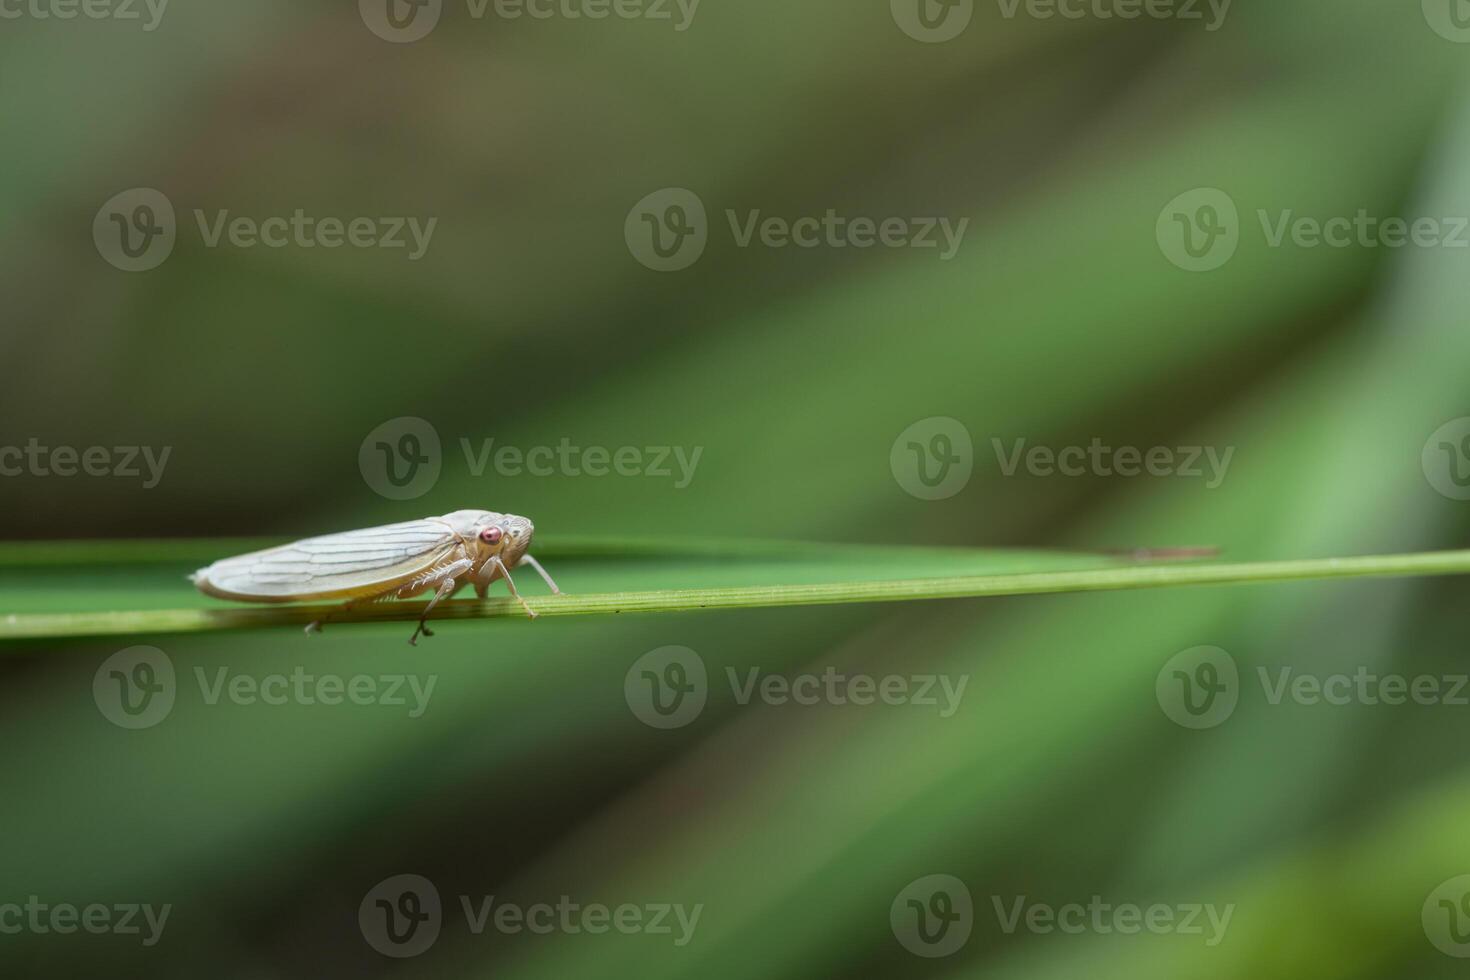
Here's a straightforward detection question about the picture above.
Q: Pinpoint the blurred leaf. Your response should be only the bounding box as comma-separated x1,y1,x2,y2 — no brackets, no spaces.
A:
5,542,1470,641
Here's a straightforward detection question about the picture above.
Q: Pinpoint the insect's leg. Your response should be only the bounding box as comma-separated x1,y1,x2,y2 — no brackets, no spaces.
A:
423,579,470,628
471,557,501,599
407,559,476,645
492,557,538,619
305,583,403,635
306,599,359,636
410,576,461,646
518,554,562,594
306,594,381,635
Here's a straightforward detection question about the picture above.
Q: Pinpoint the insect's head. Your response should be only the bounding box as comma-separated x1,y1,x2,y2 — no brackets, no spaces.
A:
475,512,535,569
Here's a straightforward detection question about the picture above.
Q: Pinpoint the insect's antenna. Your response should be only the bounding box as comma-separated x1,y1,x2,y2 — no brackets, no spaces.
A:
518,554,561,594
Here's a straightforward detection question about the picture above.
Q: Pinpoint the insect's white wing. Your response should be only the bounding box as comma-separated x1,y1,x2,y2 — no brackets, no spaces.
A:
195,520,461,601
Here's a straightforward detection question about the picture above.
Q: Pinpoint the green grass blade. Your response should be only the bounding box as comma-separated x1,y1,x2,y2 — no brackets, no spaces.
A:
4,547,1468,642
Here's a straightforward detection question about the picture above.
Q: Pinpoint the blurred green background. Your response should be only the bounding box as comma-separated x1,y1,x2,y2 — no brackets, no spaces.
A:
5,0,1470,975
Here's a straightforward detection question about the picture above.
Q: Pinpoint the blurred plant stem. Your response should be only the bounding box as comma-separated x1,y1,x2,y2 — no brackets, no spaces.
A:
5,547,1470,641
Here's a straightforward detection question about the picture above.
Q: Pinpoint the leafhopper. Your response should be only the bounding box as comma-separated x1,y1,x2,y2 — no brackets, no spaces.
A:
191,510,560,644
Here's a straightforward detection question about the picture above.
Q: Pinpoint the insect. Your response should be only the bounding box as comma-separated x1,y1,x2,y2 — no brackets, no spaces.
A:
191,510,561,645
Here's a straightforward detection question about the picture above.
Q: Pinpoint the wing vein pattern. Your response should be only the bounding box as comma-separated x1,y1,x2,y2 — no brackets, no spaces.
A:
200,520,460,599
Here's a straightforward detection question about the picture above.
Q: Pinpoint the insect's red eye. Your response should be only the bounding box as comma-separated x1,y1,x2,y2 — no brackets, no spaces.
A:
480,527,503,545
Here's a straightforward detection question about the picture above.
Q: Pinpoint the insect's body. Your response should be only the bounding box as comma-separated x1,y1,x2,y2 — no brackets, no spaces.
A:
192,510,559,643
